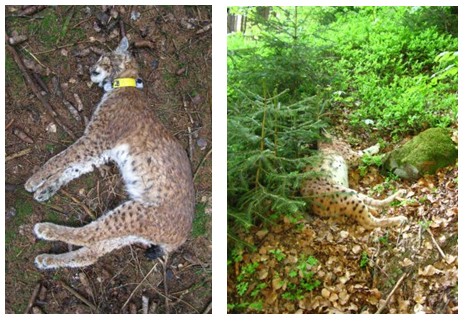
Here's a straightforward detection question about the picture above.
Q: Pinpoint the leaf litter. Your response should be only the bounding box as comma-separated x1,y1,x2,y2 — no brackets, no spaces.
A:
228,162,458,314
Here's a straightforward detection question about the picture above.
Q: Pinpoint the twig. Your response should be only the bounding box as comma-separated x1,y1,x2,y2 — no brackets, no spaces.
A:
18,5,47,16
160,256,170,313
375,272,407,314
5,119,15,130
6,148,32,162
13,127,34,143
427,227,446,259
121,261,159,311
120,20,126,38
142,295,149,314
33,72,49,93
60,281,98,313
202,301,212,314
21,46,51,73
193,147,212,181
6,36,76,140
421,214,446,259
60,189,96,220
24,283,41,314
187,126,193,161
33,41,90,55
62,99,81,122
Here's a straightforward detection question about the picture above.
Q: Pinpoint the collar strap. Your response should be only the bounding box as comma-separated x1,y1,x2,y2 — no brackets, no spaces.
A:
112,78,144,89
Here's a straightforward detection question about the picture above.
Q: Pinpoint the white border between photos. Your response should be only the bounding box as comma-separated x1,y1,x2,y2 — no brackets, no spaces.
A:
1,0,465,321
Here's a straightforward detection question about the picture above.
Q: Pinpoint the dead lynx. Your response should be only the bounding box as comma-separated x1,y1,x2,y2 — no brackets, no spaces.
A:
25,37,195,269
301,137,407,229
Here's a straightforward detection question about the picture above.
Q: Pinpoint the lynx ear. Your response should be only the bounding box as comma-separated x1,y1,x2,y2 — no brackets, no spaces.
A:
115,36,129,54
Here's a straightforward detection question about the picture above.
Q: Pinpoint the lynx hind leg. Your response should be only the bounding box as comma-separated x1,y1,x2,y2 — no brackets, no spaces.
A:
358,189,406,208
33,201,149,247
33,201,185,269
341,195,407,229
35,239,134,269
316,187,407,229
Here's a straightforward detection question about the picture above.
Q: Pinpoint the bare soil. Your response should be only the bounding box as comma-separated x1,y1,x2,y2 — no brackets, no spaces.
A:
5,5,212,314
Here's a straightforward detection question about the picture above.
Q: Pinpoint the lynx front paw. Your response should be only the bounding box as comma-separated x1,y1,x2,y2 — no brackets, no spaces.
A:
26,170,63,201
33,183,60,202
24,175,46,193
34,222,61,241
35,254,59,270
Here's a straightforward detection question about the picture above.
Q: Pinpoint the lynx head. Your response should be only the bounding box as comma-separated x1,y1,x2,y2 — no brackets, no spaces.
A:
89,37,138,87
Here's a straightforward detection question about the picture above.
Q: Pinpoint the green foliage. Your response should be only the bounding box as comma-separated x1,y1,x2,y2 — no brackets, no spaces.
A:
237,261,259,282
418,220,433,231
269,249,286,262
228,5,457,250
282,255,320,301
378,233,390,246
228,7,335,103
26,8,84,48
192,203,209,237
229,6,457,138
360,251,370,268
236,281,249,296
228,90,326,232
324,7,458,136
235,261,259,297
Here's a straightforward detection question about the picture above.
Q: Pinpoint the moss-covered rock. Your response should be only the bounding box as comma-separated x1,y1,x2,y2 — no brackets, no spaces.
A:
383,128,457,180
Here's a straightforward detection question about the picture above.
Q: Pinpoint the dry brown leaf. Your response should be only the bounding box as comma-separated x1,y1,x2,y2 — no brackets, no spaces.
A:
418,264,443,276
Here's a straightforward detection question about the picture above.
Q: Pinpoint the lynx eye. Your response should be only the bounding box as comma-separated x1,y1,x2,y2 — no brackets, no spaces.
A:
91,71,100,76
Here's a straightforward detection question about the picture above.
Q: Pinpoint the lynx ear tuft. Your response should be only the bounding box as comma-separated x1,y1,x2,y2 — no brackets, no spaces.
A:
115,36,129,54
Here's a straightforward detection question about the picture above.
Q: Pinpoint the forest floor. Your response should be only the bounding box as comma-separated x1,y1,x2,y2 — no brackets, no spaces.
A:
227,116,458,313
5,5,212,314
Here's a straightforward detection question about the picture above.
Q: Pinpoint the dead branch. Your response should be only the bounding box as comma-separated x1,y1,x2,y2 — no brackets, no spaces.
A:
32,72,49,93
78,272,94,300
8,32,28,45
160,256,170,313
34,41,90,55
5,148,32,162
5,119,15,131
73,93,84,112
12,127,34,143
60,189,96,220
62,99,81,122
18,5,47,16
193,147,212,181
187,126,193,161
60,281,98,313
196,24,211,34
121,261,160,311
133,40,154,49
375,272,407,314
120,20,126,38
142,295,149,314
427,227,446,259
202,301,212,314
24,283,41,314
6,36,76,140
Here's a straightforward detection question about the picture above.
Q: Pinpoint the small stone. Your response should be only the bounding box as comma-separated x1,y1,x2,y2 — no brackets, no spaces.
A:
197,138,207,150
46,123,57,133
6,207,16,219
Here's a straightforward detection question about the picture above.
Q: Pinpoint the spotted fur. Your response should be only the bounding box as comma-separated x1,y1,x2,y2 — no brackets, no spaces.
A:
300,138,407,229
25,37,195,269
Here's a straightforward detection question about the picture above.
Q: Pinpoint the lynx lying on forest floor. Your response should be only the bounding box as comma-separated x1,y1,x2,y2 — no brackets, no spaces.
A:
301,137,408,229
25,37,195,269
